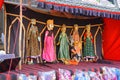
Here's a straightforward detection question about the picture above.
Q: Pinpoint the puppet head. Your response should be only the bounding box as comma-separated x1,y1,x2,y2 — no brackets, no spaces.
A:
31,19,36,25
73,24,79,31
47,19,54,30
61,24,66,33
86,24,91,33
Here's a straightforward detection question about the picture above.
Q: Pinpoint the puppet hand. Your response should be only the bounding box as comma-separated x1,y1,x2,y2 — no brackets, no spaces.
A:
57,42,60,45
38,36,41,42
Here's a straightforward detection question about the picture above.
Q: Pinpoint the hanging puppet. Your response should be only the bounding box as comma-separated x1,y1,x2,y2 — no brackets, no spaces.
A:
69,24,82,65
57,24,70,64
72,24,82,60
83,24,96,62
42,19,56,63
27,19,40,64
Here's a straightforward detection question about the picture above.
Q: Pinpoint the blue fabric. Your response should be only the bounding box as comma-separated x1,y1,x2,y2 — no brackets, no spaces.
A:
38,70,56,80
37,2,120,19
18,74,28,80
115,68,120,80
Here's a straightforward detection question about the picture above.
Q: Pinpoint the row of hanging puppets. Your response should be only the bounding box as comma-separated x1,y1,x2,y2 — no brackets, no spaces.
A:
26,19,99,65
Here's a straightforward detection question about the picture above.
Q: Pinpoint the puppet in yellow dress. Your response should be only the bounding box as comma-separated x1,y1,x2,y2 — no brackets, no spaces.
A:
66,24,82,65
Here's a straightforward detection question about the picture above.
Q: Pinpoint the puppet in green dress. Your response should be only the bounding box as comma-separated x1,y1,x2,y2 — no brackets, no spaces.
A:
57,24,70,63
83,24,95,62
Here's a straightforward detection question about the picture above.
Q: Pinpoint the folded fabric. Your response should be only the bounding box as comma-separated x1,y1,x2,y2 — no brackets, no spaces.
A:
38,70,56,80
74,70,90,80
28,75,37,80
58,68,73,80
17,74,28,80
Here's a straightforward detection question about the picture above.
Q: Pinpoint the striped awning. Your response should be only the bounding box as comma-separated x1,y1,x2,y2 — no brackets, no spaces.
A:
37,0,120,19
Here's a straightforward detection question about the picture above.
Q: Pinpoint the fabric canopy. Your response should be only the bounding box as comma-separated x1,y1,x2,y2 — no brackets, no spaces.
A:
0,0,3,10
37,0,120,19
103,18,120,61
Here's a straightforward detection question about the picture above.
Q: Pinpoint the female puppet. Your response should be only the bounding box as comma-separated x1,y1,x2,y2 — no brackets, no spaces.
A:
57,24,70,64
83,24,95,62
72,24,80,44
42,19,56,63
27,19,40,64
67,24,82,65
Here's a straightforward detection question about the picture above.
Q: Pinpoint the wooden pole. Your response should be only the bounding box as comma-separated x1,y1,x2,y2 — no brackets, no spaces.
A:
55,28,61,39
8,17,19,54
19,0,23,70
94,26,100,56
4,5,7,53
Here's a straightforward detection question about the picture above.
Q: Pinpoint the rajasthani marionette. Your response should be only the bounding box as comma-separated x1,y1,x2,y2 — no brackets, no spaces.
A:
27,19,40,64
72,24,82,61
69,24,82,65
83,24,95,62
57,24,70,64
42,19,56,63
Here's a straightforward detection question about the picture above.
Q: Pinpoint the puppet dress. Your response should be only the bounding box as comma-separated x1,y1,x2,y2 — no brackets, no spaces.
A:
42,30,56,62
58,33,70,61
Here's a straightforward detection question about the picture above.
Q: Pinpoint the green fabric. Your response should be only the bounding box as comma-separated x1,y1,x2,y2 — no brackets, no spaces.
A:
58,33,70,60
83,37,95,58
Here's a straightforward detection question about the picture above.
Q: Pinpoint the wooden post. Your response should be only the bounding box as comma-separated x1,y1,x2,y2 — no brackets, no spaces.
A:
94,26,100,56
4,5,7,53
19,0,23,70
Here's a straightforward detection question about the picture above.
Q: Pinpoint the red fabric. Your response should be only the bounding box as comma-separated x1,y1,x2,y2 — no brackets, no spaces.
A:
0,0,3,10
103,18,120,61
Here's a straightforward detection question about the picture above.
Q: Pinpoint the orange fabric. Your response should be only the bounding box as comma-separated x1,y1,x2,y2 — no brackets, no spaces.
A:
103,18,120,60
69,60,78,65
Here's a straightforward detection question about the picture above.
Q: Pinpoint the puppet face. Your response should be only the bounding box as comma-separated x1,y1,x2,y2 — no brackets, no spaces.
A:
31,19,36,25
86,24,91,33
74,24,78,31
49,24,54,30
61,24,66,33
47,24,54,30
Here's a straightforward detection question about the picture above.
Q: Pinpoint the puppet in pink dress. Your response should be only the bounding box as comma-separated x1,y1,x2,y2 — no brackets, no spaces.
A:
42,20,56,62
